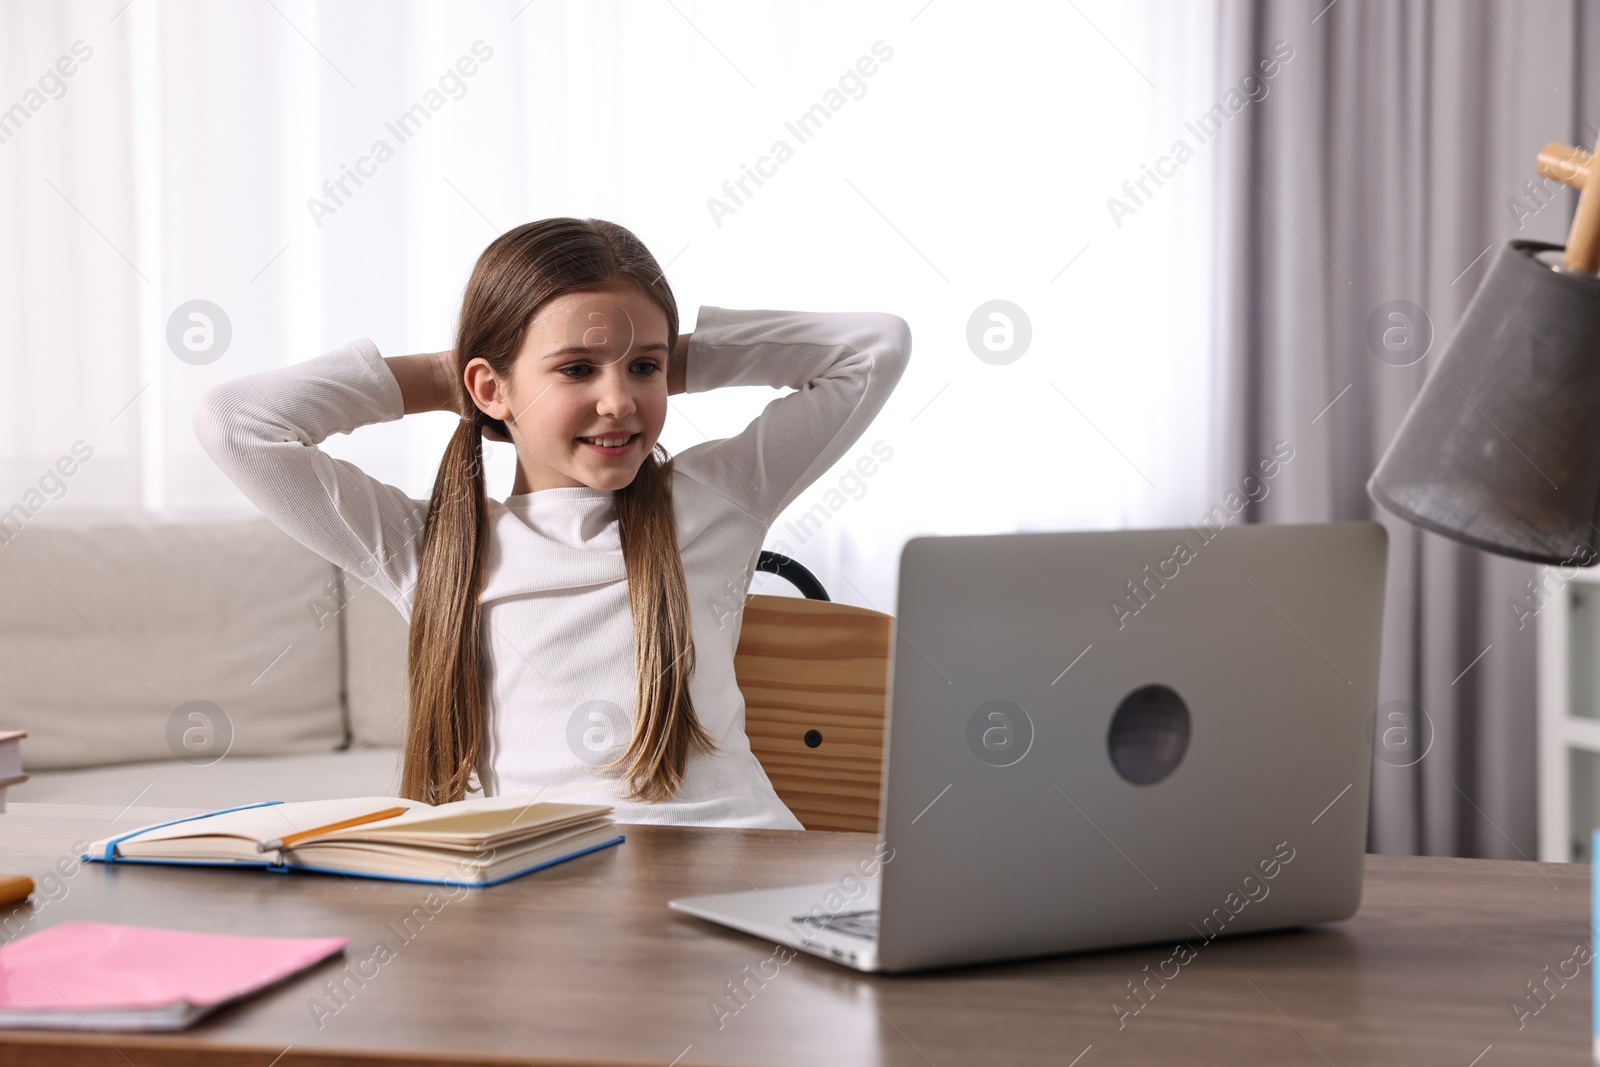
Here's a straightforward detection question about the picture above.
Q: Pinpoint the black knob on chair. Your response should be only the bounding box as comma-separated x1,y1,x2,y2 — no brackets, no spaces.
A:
803,729,823,748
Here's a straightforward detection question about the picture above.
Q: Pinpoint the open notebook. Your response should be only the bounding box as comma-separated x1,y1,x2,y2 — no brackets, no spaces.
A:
83,794,623,887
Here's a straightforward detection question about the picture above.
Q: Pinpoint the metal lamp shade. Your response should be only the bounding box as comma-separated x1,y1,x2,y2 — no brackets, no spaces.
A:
1368,239,1600,566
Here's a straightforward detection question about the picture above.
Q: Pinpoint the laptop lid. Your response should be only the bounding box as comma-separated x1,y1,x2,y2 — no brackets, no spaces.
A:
873,521,1388,972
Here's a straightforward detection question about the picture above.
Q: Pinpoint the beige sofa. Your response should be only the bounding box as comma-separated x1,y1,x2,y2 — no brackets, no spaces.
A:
1,517,424,810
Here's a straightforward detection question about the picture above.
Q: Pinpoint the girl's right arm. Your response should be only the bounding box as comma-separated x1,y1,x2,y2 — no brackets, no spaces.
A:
385,349,460,416
192,339,448,615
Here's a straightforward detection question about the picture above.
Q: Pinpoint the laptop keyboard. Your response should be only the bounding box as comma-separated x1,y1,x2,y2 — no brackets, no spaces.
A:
791,908,879,941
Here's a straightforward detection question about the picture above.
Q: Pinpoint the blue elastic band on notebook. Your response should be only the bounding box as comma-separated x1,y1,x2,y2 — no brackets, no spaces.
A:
94,800,284,861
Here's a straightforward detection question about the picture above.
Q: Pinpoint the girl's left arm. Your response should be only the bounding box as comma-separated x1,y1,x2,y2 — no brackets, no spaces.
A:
671,307,913,527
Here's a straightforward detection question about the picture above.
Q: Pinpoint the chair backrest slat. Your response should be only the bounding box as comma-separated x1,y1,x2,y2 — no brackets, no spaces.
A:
733,594,892,832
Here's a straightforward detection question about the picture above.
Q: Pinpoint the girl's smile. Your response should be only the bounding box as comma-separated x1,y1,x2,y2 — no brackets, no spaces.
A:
577,433,640,457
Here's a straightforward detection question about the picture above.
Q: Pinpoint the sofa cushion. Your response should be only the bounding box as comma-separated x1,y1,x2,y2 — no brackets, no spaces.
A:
9,747,405,808
342,569,410,749
0,518,347,769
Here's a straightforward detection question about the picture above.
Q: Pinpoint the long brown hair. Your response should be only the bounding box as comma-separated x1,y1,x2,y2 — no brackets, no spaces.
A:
401,218,715,805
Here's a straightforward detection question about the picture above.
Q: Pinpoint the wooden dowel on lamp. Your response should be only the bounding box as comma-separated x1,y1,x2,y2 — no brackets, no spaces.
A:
1537,141,1591,188
1536,140,1600,271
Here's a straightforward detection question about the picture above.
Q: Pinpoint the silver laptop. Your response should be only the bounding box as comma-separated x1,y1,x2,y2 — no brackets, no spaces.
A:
670,521,1389,973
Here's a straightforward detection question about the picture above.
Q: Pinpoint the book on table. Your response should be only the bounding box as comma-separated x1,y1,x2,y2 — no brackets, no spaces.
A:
0,729,28,813
0,921,348,1031
82,793,623,887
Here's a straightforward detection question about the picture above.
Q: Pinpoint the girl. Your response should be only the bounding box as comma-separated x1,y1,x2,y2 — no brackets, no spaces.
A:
193,217,912,829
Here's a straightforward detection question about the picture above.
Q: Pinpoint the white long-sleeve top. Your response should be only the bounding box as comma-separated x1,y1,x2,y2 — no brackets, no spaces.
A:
193,306,912,829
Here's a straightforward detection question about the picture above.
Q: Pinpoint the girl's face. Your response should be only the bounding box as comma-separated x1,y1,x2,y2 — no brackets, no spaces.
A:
465,282,671,495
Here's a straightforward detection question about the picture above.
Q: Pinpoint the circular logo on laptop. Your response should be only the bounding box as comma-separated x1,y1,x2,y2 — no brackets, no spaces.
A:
966,699,1034,767
166,700,233,766
1106,683,1190,786
1367,699,1433,768
566,699,631,769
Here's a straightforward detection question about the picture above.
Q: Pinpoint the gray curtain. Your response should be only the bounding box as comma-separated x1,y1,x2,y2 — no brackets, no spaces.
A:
1210,0,1595,857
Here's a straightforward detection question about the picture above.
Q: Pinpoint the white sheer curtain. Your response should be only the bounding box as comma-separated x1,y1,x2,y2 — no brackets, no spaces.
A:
2,0,1228,615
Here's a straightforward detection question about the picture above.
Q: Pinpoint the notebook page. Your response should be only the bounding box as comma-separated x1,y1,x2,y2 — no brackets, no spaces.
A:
85,797,423,853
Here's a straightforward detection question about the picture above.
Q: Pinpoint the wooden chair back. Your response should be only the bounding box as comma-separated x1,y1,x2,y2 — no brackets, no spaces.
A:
733,593,892,832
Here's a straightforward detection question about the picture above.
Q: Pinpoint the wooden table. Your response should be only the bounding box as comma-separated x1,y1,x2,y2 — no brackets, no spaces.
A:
0,802,1589,1066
